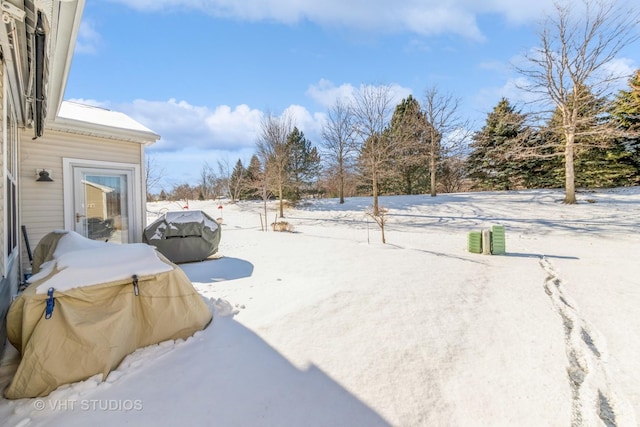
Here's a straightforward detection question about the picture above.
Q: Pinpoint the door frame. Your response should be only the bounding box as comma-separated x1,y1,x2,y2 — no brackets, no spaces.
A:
63,158,143,243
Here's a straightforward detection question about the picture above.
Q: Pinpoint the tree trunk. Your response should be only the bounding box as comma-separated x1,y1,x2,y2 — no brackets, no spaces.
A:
372,167,379,216
339,169,345,204
278,185,285,217
430,155,437,197
564,132,577,204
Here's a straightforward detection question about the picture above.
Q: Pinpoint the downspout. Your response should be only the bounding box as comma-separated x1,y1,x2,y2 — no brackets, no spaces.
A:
33,11,45,140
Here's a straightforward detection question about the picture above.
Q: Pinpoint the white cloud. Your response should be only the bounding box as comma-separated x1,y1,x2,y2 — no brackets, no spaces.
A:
306,79,413,110
110,99,265,152
601,57,637,88
107,0,559,40
74,20,102,54
306,79,358,108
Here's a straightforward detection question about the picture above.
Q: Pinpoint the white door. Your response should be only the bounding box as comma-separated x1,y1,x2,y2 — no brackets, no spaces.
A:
72,167,134,243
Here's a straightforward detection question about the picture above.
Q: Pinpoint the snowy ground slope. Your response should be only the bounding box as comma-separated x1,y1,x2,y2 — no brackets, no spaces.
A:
0,188,639,426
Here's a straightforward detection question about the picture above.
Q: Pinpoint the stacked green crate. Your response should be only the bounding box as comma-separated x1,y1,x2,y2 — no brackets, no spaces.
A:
491,225,506,255
467,231,482,254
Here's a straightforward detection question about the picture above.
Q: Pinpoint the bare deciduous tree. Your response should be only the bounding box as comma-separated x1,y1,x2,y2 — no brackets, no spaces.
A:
256,111,294,218
352,84,395,215
214,158,236,200
199,162,218,200
422,86,471,197
171,183,197,205
321,98,357,204
145,155,165,201
516,0,640,203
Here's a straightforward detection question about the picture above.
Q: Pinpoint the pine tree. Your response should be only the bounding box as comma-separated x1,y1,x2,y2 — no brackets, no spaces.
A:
609,69,640,184
229,159,247,201
546,86,636,188
244,155,263,200
286,127,321,201
466,98,530,190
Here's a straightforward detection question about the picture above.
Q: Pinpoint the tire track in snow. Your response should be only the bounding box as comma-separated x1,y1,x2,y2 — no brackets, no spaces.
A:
539,257,636,426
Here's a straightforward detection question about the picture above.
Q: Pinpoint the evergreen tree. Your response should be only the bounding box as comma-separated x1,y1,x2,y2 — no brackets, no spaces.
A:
546,86,635,188
244,155,263,200
518,128,564,189
387,95,430,194
286,127,321,201
466,98,530,190
609,69,640,184
229,159,247,201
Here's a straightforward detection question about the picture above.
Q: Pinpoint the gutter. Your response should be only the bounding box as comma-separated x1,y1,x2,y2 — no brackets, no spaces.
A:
48,117,161,146
33,11,45,139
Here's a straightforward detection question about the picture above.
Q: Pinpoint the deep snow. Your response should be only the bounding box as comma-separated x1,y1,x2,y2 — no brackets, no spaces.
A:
1,187,639,426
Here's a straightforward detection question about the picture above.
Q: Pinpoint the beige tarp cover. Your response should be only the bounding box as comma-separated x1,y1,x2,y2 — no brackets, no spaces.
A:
4,232,212,399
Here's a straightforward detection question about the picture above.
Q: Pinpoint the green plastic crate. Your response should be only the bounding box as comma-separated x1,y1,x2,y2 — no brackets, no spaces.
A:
467,231,482,254
491,225,506,255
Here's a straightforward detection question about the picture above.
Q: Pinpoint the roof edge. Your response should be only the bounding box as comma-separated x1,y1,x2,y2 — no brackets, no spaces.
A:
47,117,161,145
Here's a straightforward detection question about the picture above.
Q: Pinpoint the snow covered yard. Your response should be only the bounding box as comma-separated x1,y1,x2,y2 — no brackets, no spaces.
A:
1,188,639,426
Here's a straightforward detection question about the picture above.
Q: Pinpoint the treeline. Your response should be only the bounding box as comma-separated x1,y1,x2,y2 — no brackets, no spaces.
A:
153,69,640,206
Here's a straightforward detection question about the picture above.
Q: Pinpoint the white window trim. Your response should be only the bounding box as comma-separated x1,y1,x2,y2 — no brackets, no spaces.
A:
2,72,19,278
63,158,142,242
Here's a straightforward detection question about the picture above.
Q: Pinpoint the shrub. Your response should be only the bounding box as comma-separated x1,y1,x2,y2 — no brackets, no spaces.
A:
271,221,294,232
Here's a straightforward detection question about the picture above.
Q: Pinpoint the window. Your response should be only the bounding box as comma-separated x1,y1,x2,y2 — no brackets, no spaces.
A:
4,99,18,268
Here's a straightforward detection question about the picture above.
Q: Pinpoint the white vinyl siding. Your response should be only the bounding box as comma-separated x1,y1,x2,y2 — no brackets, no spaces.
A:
19,129,144,266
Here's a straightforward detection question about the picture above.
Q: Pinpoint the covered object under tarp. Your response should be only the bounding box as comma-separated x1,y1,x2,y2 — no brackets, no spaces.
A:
143,210,221,263
4,231,212,399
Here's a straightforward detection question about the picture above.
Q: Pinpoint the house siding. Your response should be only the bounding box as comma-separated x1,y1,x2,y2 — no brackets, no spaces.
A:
1,62,19,359
0,60,7,357
19,128,143,268
0,64,4,276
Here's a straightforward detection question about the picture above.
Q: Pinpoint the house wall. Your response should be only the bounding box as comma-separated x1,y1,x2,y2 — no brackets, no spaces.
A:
1,62,20,358
19,129,143,269
0,63,5,277
0,58,7,357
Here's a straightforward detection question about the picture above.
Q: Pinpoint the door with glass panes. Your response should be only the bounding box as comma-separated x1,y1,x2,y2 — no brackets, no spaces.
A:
73,167,134,243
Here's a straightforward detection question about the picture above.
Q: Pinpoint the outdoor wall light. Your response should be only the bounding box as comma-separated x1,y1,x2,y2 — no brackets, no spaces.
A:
36,169,53,182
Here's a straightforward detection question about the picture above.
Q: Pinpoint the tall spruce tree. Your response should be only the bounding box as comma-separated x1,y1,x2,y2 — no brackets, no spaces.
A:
244,154,263,200
610,69,640,183
544,86,636,188
229,159,246,201
286,127,321,201
466,98,530,190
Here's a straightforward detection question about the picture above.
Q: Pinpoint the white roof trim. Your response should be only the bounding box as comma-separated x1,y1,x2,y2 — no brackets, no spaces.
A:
49,101,161,145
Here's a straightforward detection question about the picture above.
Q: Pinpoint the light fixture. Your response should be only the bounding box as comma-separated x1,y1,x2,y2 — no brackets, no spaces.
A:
36,169,53,182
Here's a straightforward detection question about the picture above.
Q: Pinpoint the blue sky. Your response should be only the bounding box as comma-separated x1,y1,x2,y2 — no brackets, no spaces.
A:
64,0,638,193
